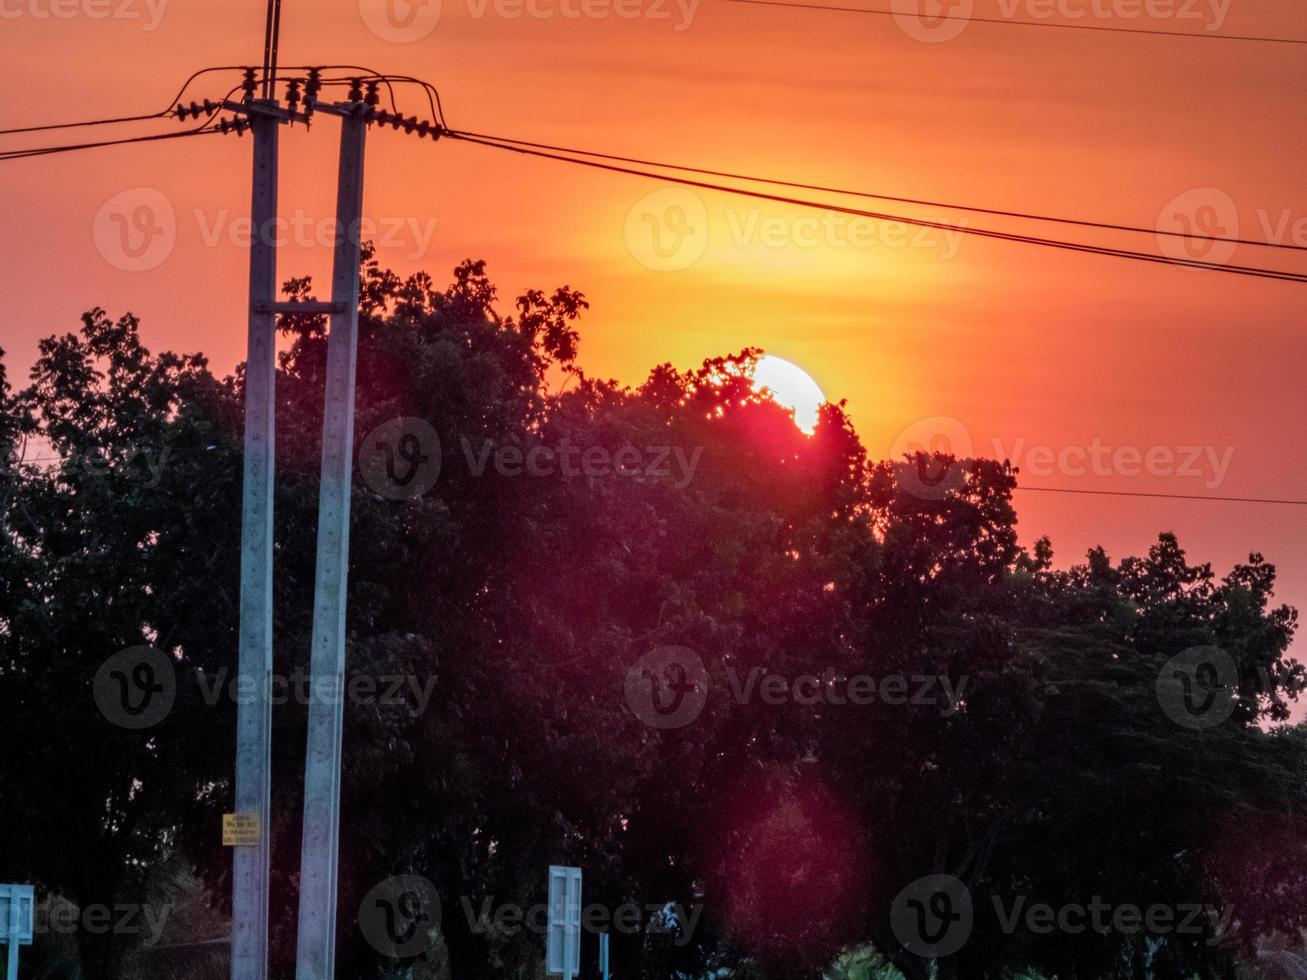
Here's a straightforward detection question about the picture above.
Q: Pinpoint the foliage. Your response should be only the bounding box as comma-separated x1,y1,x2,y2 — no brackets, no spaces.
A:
1,254,1303,980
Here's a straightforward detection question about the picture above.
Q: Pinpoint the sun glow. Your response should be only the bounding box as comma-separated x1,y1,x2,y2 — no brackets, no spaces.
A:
751,355,827,435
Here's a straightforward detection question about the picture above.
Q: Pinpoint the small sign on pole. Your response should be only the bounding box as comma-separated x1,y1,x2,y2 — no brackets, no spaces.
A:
546,866,582,980
0,884,34,980
223,812,262,847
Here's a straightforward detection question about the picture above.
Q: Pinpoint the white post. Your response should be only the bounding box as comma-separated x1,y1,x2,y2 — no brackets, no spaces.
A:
232,99,279,980
293,102,367,980
5,892,18,980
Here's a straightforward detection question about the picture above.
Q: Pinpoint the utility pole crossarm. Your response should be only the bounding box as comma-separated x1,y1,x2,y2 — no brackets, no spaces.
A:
253,301,348,315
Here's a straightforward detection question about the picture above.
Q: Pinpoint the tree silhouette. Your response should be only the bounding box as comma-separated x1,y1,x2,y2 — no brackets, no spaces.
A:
1,254,1302,980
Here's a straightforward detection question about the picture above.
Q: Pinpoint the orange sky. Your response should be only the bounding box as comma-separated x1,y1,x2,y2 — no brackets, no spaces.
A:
3,0,1306,706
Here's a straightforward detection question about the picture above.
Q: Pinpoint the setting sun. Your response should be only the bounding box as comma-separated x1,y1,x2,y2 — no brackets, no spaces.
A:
751,354,826,435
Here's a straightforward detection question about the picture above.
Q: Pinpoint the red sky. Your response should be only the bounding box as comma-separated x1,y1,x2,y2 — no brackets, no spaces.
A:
3,0,1305,708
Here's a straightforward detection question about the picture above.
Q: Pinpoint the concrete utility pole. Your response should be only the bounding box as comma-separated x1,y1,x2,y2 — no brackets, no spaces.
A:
231,98,281,980
294,100,368,980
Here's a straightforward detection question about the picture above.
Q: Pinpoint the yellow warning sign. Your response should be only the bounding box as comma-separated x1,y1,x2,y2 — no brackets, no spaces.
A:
223,813,261,846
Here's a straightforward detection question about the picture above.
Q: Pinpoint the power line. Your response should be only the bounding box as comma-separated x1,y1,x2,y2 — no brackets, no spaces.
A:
450,128,1306,254
1015,485,1307,506
261,0,283,99
0,71,429,162
725,0,1307,46
442,130,1307,283
0,111,170,137
10,450,1304,507
0,65,425,137
0,125,226,162
0,66,251,136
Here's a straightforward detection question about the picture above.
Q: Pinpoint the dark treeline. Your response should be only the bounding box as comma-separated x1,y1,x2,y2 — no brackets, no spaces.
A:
1,253,1304,980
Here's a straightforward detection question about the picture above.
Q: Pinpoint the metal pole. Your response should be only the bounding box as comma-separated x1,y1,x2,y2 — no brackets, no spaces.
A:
232,101,279,980
294,103,367,980
5,900,17,980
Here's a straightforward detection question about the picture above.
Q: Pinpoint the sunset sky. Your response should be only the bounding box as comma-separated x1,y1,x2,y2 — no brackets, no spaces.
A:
3,0,1306,690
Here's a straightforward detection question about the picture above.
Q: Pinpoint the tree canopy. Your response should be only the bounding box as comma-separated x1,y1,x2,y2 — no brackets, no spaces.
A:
1,253,1303,980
